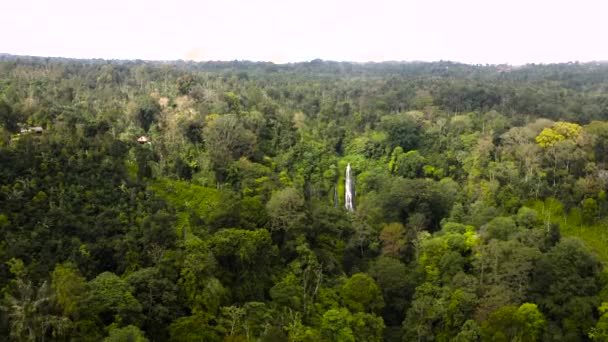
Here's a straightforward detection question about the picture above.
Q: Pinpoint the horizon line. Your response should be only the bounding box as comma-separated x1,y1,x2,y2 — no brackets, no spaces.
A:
2,53,607,67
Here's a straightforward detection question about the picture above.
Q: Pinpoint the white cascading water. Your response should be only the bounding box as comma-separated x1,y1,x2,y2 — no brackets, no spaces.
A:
345,163,354,212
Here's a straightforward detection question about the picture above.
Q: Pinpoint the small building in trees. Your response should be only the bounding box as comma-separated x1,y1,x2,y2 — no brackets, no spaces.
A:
19,126,44,134
137,136,150,144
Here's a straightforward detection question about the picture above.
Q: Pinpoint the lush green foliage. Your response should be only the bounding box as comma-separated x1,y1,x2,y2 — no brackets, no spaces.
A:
1,55,608,341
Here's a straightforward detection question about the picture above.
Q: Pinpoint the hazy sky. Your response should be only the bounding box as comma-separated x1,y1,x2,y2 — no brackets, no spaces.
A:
2,0,607,64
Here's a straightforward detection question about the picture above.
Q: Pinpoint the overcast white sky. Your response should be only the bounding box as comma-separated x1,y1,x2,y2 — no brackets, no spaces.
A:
1,0,606,65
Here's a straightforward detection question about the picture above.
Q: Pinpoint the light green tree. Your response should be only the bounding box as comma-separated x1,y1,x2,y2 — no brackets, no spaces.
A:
104,325,149,342
320,308,355,342
340,273,384,314
266,187,306,232
480,303,546,342
51,263,86,317
589,303,608,341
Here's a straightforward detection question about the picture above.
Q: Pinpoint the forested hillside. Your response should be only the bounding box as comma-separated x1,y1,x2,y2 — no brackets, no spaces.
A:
1,55,608,341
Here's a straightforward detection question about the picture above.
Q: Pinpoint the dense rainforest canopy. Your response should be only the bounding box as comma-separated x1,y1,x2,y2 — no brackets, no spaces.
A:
1,55,608,341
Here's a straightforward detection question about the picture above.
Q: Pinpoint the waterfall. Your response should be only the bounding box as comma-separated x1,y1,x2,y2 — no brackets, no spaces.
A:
345,163,354,212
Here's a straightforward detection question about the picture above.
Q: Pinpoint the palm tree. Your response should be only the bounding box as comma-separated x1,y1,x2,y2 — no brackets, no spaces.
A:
2,278,70,341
